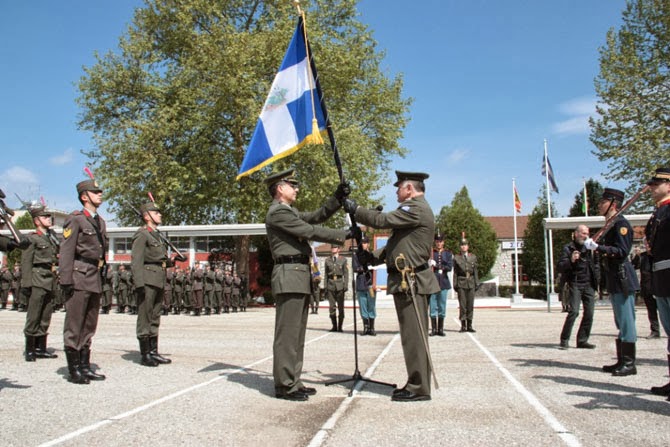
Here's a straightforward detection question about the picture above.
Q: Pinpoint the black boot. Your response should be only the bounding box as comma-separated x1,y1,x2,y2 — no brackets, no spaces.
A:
459,320,467,332
150,336,172,364
337,314,344,332
361,318,369,336
80,347,106,380
24,336,36,362
139,337,159,367
467,319,476,333
35,335,58,359
369,318,376,336
329,315,338,332
65,348,90,384
603,339,623,372
651,355,670,396
430,317,437,336
612,342,637,376
438,317,446,336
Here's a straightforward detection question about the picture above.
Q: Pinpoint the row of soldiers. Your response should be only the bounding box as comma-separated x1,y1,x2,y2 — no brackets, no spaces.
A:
100,263,249,316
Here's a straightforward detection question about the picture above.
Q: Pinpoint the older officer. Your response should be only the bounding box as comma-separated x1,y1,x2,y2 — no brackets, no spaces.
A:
132,201,173,367
584,188,640,376
325,245,348,332
59,178,108,384
429,232,453,337
265,169,348,401
645,167,670,400
454,238,479,333
21,204,59,362
344,171,440,402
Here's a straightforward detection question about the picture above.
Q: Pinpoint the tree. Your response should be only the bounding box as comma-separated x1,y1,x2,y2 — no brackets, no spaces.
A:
77,0,410,274
568,178,604,217
590,0,670,208
435,186,497,278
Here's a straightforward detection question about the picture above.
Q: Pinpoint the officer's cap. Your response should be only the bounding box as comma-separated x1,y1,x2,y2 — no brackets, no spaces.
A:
647,167,670,185
28,205,50,218
393,171,429,187
434,230,443,241
459,238,469,246
264,169,299,187
140,202,160,214
76,179,102,195
601,187,624,203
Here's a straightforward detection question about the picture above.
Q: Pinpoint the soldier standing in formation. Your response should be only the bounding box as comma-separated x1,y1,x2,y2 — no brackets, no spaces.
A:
344,171,439,402
21,204,59,362
164,266,174,316
453,237,479,333
10,264,21,311
584,188,640,376
325,245,348,332
0,265,11,309
116,265,129,313
59,179,108,384
429,232,453,337
223,270,233,313
645,167,670,400
265,169,348,401
204,264,215,314
353,235,376,335
101,264,114,314
214,266,224,314
173,267,185,314
232,272,242,312
191,263,204,316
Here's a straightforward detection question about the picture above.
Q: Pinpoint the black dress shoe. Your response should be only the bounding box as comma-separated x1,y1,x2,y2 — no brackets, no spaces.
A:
576,342,596,349
275,390,308,401
391,389,430,402
392,387,406,396
299,386,317,396
559,340,569,350
646,332,661,339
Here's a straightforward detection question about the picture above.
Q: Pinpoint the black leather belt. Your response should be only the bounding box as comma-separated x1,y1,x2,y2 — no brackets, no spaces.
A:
387,262,430,274
34,263,57,270
329,275,343,279
75,255,103,268
274,255,310,265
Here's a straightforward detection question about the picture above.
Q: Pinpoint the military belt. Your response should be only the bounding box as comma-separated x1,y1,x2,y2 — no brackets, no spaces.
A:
653,259,670,272
387,262,430,274
75,255,104,269
329,275,343,279
145,261,167,268
34,263,58,272
274,255,310,265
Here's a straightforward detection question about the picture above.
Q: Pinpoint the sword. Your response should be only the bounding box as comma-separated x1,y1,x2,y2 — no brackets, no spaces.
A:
395,253,439,389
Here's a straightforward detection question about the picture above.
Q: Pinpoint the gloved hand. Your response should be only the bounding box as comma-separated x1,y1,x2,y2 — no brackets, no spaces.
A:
6,237,30,251
17,237,30,250
356,248,373,267
343,198,358,214
346,225,362,241
334,181,351,202
174,254,187,263
60,284,74,301
583,238,598,250
429,259,437,267
135,287,146,301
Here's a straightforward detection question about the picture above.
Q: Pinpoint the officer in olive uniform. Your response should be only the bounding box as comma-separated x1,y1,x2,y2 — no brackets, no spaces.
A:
101,264,114,314
204,264,215,315
214,267,224,314
59,179,108,384
223,270,233,313
0,266,11,309
584,188,640,376
164,267,174,315
117,265,130,313
265,169,348,401
232,272,242,312
131,201,174,367
10,264,21,310
453,238,479,333
191,263,204,316
21,204,59,362
645,167,670,400
325,245,348,332
344,171,440,402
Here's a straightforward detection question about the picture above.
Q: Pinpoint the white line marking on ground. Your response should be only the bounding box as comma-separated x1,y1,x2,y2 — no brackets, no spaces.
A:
453,318,582,447
307,333,400,447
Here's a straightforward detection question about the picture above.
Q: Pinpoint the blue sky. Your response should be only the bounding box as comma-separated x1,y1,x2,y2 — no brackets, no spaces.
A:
0,0,627,222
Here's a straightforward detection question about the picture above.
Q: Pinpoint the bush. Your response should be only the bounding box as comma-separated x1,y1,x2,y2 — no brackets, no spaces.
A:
498,285,547,300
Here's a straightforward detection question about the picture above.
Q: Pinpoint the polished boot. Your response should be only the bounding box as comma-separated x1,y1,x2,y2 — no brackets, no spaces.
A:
651,355,670,396
467,319,476,333
362,318,369,336
65,348,90,384
603,339,622,372
24,336,36,362
337,314,344,332
437,317,446,336
369,318,377,336
459,320,467,333
35,335,58,359
139,337,159,367
429,317,437,336
612,342,637,376
150,336,172,364
329,316,338,332
80,347,106,380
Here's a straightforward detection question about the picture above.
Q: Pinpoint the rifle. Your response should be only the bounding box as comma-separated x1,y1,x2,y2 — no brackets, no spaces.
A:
127,202,187,263
592,185,650,242
0,189,26,245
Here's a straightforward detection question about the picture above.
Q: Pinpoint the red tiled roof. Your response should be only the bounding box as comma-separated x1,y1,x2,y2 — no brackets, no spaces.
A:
484,216,529,240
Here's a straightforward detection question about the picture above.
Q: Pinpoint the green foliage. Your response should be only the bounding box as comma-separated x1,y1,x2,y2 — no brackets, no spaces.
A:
435,186,497,277
590,0,670,208
568,178,604,217
77,0,410,227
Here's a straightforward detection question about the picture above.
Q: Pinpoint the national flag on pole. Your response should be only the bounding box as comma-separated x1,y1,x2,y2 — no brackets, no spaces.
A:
237,16,326,180
310,245,321,279
513,185,522,213
542,153,559,193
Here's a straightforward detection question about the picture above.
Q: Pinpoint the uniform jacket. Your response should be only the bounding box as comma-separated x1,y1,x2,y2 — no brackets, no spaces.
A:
232,277,241,297
597,216,639,295
324,255,348,292
214,271,224,292
0,269,11,290
355,195,439,295
191,268,204,291
164,269,174,291
59,209,108,293
646,199,670,296
131,226,169,289
453,252,478,290
223,274,233,294
0,235,14,253
432,249,453,291
205,270,215,291
21,230,59,291
174,271,184,292
265,196,347,296
118,270,130,291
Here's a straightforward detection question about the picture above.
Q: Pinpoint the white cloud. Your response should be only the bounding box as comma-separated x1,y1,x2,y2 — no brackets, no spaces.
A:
552,96,597,136
552,116,590,135
0,167,40,202
50,148,74,166
448,148,469,164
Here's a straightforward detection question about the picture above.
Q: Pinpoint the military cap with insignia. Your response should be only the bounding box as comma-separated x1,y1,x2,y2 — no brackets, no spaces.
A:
459,238,469,246
265,169,299,186
393,171,430,187
28,204,50,218
434,230,444,241
76,179,102,195
140,202,160,214
647,167,670,185
601,187,624,203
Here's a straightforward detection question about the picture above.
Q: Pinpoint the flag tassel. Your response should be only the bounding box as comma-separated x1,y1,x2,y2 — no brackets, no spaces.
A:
310,118,324,144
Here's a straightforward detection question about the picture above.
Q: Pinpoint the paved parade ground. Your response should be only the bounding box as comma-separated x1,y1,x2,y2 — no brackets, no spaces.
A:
1,299,668,447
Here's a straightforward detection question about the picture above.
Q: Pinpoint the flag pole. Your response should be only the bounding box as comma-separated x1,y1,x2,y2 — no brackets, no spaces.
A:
512,179,523,302
543,139,556,309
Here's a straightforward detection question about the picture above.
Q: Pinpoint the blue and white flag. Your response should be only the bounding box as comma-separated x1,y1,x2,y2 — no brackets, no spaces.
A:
237,17,327,179
542,152,559,193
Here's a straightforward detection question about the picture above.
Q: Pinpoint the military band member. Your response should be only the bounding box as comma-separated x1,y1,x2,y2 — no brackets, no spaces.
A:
265,169,348,401
131,200,173,367
325,245,348,332
353,235,376,335
344,171,440,402
429,232,453,337
21,204,59,361
453,238,479,333
584,188,640,376
59,179,108,384
645,167,670,400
